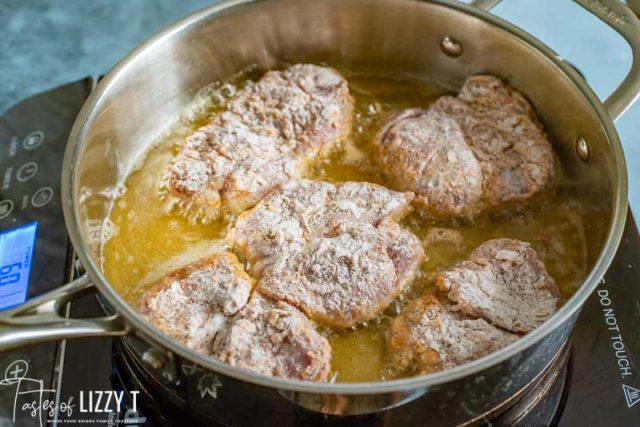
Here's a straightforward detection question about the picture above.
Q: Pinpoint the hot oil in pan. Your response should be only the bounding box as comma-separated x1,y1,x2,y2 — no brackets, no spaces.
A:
101,67,591,383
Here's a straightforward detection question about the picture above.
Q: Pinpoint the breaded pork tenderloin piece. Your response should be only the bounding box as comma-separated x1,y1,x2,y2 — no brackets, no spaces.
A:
432,75,554,208
457,74,538,119
373,75,553,217
389,294,518,374
165,64,353,222
139,252,254,354
227,179,416,274
372,108,483,217
436,238,560,333
259,221,423,328
227,180,424,327
212,293,332,381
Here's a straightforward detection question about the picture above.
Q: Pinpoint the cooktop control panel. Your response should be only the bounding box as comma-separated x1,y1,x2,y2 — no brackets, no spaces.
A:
0,79,94,426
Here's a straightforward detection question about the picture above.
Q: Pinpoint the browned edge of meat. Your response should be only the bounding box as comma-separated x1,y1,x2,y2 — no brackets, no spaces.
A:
212,292,332,381
388,293,518,374
139,252,255,355
436,238,560,333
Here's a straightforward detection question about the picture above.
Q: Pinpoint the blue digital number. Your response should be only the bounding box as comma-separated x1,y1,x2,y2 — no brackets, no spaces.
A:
0,222,37,310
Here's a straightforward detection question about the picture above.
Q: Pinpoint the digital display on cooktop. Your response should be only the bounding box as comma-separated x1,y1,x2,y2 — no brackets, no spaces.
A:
0,222,37,310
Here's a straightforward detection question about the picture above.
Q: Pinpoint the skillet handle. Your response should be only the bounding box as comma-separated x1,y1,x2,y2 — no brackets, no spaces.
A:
470,0,640,122
0,274,128,352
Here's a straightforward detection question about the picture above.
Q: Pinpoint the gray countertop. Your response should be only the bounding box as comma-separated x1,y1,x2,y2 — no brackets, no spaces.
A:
0,0,210,110
1,0,639,219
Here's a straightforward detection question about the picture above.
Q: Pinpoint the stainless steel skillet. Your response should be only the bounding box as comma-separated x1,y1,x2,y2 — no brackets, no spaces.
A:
0,0,637,419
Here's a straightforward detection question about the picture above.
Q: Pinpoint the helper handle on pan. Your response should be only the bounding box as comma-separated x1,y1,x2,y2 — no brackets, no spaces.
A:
0,274,127,352
470,0,640,122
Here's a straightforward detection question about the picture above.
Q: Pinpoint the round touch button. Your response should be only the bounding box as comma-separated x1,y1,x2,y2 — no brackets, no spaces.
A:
31,187,53,208
16,162,38,182
23,131,45,150
4,359,29,382
0,199,14,220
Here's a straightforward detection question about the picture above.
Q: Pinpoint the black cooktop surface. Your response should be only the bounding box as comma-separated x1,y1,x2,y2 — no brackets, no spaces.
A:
1,80,639,426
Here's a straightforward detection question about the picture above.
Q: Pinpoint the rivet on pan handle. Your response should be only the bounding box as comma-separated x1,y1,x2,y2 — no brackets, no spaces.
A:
0,274,128,352
471,0,640,122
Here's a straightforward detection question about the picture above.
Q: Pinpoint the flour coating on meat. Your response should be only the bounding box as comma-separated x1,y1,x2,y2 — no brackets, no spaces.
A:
227,180,423,327
373,108,483,216
374,75,554,216
259,221,422,327
164,64,353,222
228,179,415,272
139,252,254,354
389,295,518,373
212,293,331,381
433,75,554,208
437,238,560,333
